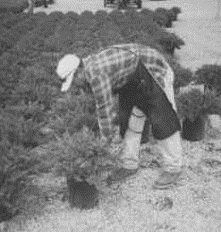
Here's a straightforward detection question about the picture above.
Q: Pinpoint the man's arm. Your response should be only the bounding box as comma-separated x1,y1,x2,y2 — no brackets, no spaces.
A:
89,72,116,142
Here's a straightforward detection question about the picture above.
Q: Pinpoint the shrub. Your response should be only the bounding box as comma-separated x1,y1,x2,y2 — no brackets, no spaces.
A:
170,6,182,21
154,10,171,28
2,13,29,29
0,0,28,14
14,12,65,51
97,20,124,47
171,6,182,15
154,8,173,28
140,8,155,17
65,11,80,22
166,9,178,22
194,64,221,94
173,63,194,93
108,9,127,26
48,91,98,137
0,13,47,55
0,65,21,93
0,141,42,222
94,10,108,24
0,108,47,148
44,129,118,188
80,10,94,19
156,31,185,55
176,87,221,121
43,15,78,52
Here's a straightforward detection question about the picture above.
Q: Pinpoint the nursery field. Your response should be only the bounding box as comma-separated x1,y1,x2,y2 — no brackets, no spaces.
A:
1,0,221,232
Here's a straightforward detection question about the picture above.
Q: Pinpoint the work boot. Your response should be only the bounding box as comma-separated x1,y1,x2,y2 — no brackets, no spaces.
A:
153,170,184,190
106,167,138,186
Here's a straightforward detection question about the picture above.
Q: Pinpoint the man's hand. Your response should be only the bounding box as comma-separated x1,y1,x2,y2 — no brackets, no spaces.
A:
100,136,112,148
101,133,122,150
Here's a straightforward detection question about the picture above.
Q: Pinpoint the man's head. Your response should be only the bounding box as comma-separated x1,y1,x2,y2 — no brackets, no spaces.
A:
56,54,84,92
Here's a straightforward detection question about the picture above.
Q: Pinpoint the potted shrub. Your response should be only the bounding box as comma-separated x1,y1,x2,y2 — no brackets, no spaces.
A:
194,64,221,95
176,86,221,141
170,7,182,21
154,8,173,28
156,31,185,55
48,128,118,210
173,63,194,94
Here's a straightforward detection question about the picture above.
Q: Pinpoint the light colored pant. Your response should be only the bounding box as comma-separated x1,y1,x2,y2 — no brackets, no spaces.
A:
119,66,183,172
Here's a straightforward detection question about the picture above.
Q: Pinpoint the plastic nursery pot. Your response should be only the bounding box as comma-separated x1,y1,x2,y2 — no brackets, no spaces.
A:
66,173,99,210
181,115,207,141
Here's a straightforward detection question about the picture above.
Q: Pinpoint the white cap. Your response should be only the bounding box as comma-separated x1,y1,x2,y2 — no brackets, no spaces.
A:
56,54,80,92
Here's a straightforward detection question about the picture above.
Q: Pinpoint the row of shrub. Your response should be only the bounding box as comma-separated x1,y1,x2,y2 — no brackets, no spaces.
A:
0,7,183,57
0,0,28,14
0,13,48,56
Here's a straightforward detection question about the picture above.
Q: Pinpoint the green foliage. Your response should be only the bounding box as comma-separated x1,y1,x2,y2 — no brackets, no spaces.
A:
154,8,172,28
0,107,47,148
194,64,221,94
44,129,117,186
156,31,185,55
14,12,65,51
48,92,98,137
2,13,29,29
94,10,108,23
0,141,42,219
8,64,57,109
173,63,194,93
170,6,182,20
65,11,80,22
0,13,47,55
0,0,28,14
176,88,205,121
176,87,221,121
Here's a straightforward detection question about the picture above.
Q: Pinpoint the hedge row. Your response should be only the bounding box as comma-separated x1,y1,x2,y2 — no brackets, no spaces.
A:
0,0,28,14
0,13,47,56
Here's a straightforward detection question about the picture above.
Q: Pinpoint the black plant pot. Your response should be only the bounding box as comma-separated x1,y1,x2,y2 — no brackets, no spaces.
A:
66,174,99,210
182,115,207,141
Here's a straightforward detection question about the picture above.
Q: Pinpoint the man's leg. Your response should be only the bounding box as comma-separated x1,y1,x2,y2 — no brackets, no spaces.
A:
106,106,146,185
156,65,183,173
152,66,184,188
133,61,184,189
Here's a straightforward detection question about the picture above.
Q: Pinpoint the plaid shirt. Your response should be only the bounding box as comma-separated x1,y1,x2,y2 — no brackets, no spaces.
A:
82,43,171,140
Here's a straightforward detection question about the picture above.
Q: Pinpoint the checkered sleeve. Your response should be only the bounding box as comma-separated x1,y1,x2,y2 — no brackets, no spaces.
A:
88,70,115,140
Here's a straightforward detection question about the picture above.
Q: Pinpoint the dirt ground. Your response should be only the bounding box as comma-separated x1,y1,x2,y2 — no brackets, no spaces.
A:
4,0,221,231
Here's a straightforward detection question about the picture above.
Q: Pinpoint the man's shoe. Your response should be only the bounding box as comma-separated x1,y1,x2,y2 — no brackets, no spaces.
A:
153,170,184,190
106,168,138,186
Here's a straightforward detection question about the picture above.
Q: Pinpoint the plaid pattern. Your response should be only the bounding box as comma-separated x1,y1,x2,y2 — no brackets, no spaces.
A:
82,43,170,139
